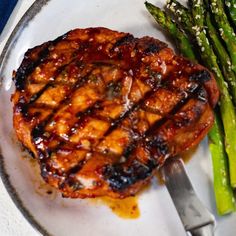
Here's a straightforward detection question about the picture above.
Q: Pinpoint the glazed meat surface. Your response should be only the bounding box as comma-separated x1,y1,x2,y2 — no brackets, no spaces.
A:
12,27,219,198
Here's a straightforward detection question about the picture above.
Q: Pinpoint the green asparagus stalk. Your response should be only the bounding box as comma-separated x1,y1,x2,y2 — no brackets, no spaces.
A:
189,0,236,188
208,0,236,74
145,0,236,214
167,0,236,106
205,13,236,105
145,1,195,59
167,0,236,187
225,0,236,27
208,112,236,215
166,0,192,29
145,2,195,60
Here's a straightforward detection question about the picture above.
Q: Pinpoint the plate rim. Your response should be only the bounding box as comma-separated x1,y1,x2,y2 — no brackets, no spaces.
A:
0,0,51,235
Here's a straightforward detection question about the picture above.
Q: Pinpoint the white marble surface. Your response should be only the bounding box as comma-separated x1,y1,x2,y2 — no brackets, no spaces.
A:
0,1,38,235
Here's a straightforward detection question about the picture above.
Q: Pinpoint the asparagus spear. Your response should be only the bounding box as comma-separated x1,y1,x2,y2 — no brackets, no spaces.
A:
145,1,195,59
166,0,192,30
144,2,195,60
208,0,236,74
166,0,236,188
189,0,236,188
145,0,236,214
205,12,236,105
208,112,236,215
167,0,236,104
225,0,236,27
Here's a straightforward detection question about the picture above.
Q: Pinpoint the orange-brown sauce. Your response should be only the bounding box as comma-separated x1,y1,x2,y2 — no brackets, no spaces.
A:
21,148,139,218
20,138,196,219
155,170,165,185
181,146,198,163
22,151,140,218
90,196,140,219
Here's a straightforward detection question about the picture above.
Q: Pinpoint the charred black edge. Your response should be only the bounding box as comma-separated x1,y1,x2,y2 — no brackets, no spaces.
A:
137,36,168,54
14,25,79,120
13,32,67,91
102,159,157,191
59,159,87,191
189,70,211,83
14,43,50,90
144,42,166,54
0,0,52,235
112,34,135,48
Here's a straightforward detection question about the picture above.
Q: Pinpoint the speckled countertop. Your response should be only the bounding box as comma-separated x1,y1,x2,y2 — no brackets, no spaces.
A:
0,1,38,235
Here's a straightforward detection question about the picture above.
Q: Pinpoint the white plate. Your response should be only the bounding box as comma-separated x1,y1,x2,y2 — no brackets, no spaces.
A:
0,0,235,235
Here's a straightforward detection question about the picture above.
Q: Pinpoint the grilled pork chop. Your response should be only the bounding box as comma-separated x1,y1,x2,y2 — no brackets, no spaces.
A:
12,27,219,198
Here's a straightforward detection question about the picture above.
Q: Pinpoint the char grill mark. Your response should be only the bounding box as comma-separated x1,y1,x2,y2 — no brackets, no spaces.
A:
14,33,69,91
29,34,169,160
112,34,135,48
12,27,219,198
103,95,210,191
19,62,90,120
55,76,204,192
14,42,51,90
102,159,155,191
36,66,174,161
15,36,100,116
27,59,82,105
34,56,196,158
33,65,126,157
30,67,94,152
189,69,211,83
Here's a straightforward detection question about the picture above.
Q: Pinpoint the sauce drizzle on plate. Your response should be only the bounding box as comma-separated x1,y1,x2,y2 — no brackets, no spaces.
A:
90,196,140,219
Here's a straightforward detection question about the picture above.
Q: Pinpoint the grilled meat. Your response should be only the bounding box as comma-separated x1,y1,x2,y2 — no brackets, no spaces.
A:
12,27,219,198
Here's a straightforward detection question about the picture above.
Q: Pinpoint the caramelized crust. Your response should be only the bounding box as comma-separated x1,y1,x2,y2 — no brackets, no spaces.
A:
12,27,219,198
